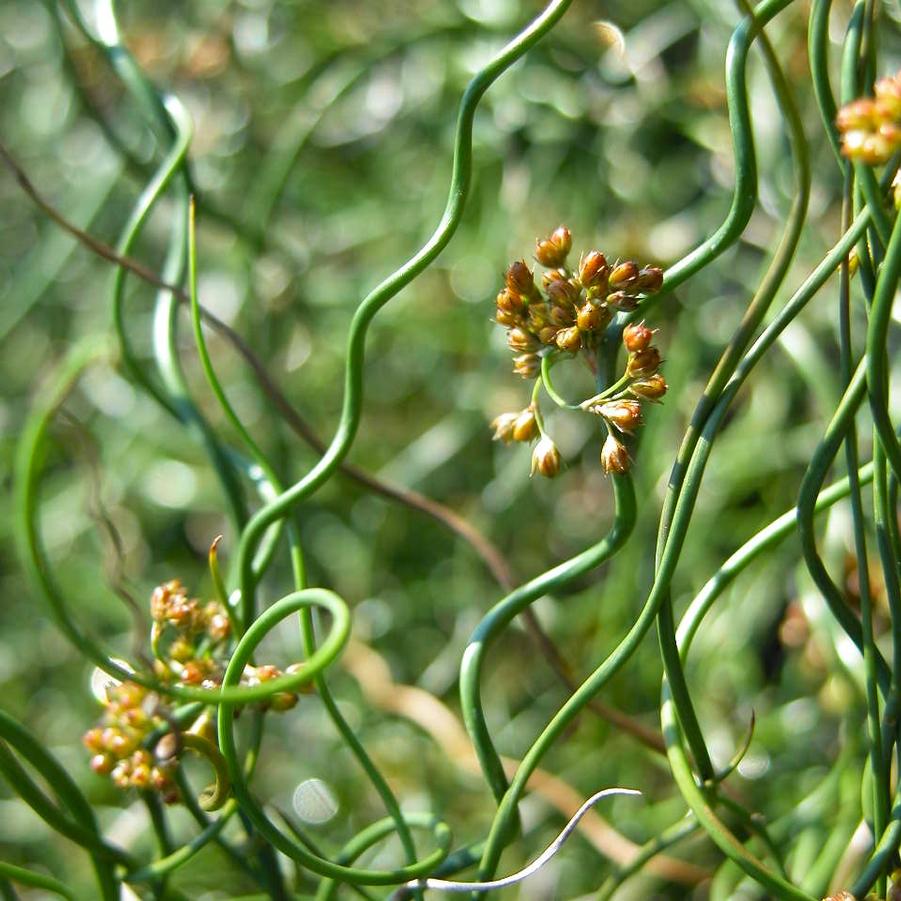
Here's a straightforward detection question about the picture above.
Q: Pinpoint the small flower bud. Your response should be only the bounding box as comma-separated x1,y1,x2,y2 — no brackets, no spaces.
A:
496,289,522,314
635,266,663,293
527,304,552,330
513,353,541,379
555,326,582,353
630,373,667,401
538,326,560,345
606,291,639,312
512,407,539,442
622,322,654,352
627,346,661,377
546,278,579,308
491,412,519,443
548,305,575,327
531,436,561,478
578,251,608,289
495,307,519,328
505,260,537,297
595,400,643,433
507,327,540,353
608,260,638,290
535,226,572,267
600,434,631,474
577,302,609,332
541,268,568,290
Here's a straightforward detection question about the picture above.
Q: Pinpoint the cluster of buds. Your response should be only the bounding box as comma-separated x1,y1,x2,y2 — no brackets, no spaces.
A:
494,226,663,380
83,681,179,803
837,71,901,165
585,321,667,474
84,575,304,804
491,228,666,478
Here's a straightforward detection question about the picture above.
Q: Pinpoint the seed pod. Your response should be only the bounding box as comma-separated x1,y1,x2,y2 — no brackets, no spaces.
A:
630,373,668,401
548,305,575,327
546,278,579,307
535,226,572,268
555,326,582,353
495,288,522,313
495,307,518,327
507,327,540,353
596,400,643,433
91,753,115,775
607,291,639,312
270,691,299,712
635,266,663,293
623,322,654,352
600,433,631,474
578,250,609,289
609,260,638,290
627,346,661,377
513,353,541,379
577,302,608,332
490,412,519,443
541,267,568,290
512,407,538,442
531,436,561,478
505,260,537,297
538,325,560,345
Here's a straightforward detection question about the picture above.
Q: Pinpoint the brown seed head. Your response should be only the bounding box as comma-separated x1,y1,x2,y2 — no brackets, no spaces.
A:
507,327,540,353
578,251,608,289
495,289,522,314
595,400,643,433
555,326,582,353
630,373,668,401
623,322,654,353
627,346,661,377
546,278,579,308
530,436,561,478
491,412,519,443
535,226,572,267
513,353,541,379
635,266,664,293
607,291,639,312
577,302,609,332
600,433,631,474
609,260,639,290
541,268,568,290
512,408,539,442
505,260,536,297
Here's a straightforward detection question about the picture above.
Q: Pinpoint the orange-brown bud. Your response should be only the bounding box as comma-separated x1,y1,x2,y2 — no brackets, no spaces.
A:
541,268,568,290
530,436,561,478
555,326,582,353
627,346,661,377
609,260,638,290
535,226,572,268
538,326,560,345
577,302,609,332
496,288,522,314
600,433,631,474
607,291,639,312
490,412,519,443
635,266,663,293
495,307,519,328
546,278,579,307
512,408,539,442
622,322,654,352
505,260,536,297
578,251,608,289
513,353,541,379
630,373,667,401
548,305,575,328
91,753,115,775
507,327,540,353
269,692,299,712
595,400,643,433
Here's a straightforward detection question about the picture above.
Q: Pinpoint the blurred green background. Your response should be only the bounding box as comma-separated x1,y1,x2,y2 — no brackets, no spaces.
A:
1,0,899,897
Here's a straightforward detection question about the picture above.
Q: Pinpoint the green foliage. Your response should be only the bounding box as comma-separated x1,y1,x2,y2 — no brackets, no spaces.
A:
2,0,901,898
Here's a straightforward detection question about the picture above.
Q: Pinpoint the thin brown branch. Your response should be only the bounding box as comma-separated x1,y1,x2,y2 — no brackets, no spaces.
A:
2,142,665,756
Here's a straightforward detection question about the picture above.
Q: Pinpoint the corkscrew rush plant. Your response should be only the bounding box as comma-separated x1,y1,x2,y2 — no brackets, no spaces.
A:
4,0,901,898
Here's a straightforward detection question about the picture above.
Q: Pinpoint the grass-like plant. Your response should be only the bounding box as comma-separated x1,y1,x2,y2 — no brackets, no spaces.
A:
2,0,901,898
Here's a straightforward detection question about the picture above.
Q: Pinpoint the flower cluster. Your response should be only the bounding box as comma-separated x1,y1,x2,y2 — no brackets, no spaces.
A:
83,681,179,802
494,226,663,380
836,71,901,165
84,576,301,803
491,228,666,478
